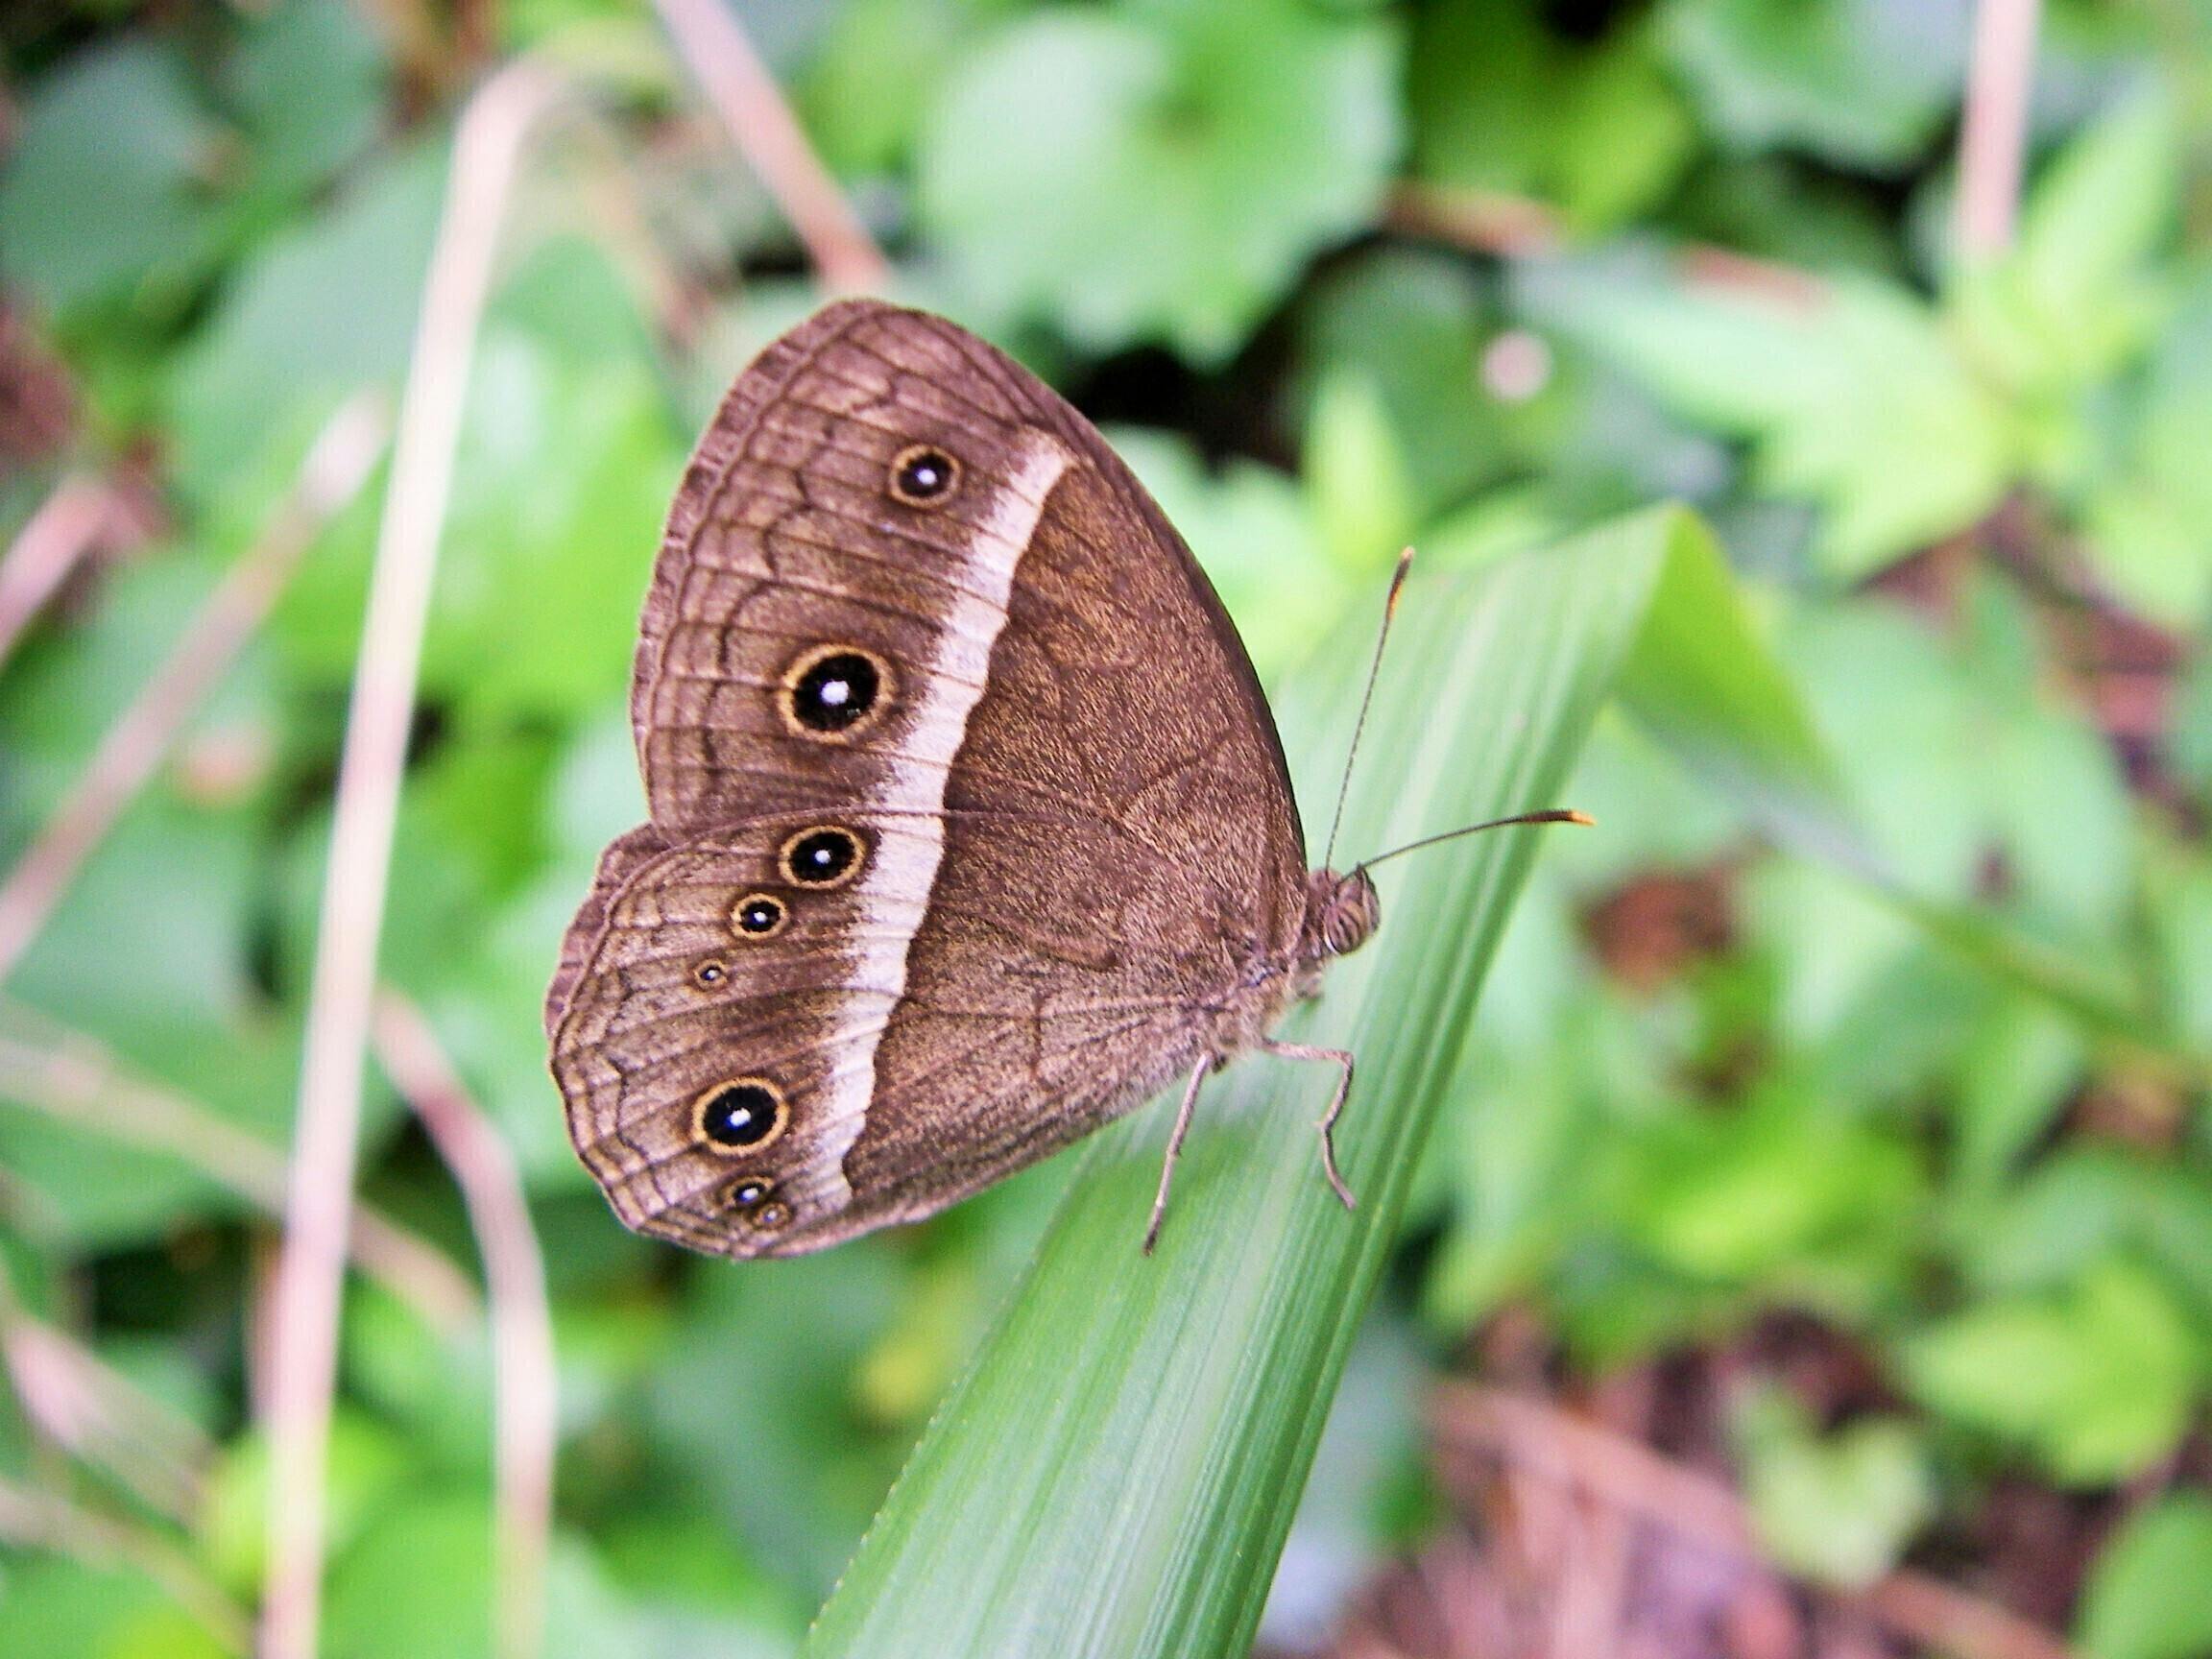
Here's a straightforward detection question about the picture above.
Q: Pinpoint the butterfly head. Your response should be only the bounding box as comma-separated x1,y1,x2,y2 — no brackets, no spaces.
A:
1302,867,1381,963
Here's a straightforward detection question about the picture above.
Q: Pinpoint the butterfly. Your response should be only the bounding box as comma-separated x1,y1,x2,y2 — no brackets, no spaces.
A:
545,300,1579,1258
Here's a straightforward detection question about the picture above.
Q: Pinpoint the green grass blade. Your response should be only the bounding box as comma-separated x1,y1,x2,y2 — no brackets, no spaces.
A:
802,509,1689,1659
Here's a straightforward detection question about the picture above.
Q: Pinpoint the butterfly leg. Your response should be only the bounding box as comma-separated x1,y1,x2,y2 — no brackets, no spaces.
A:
1260,1041,1358,1212
1142,1054,1214,1256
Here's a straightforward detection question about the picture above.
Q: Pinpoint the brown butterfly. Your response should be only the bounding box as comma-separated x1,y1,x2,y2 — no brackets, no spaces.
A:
545,300,1578,1259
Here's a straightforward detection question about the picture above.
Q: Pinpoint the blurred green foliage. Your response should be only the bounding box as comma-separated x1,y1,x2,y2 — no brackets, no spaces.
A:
4,0,2212,1653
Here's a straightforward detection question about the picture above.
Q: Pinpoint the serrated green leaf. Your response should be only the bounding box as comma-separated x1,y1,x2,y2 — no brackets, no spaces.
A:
1533,261,2015,579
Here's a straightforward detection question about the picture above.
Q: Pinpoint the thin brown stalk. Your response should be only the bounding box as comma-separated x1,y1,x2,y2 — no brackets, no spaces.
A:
0,1476,251,1653
0,1009,476,1331
0,475,117,670
650,0,891,293
1386,180,1565,260
0,397,390,989
258,61,566,1659
3,1314,208,1516
1386,180,1829,311
1431,1382,2078,1659
0,1254,213,1522
373,993,555,1659
1956,0,2045,260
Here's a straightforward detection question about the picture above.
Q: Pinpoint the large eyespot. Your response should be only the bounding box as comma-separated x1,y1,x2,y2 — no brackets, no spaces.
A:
731,893,787,938
779,644,890,739
889,444,959,507
691,958,730,990
694,1078,787,1152
780,826,864,888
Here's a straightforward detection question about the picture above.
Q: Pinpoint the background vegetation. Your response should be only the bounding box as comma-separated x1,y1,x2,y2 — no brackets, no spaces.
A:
2,0,2210,1655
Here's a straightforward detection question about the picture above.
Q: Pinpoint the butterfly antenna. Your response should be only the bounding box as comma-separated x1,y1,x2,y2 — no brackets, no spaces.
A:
1321,547,1416,872
1356,809,1595,875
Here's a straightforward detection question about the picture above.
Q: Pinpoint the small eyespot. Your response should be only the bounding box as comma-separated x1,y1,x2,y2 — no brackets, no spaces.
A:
691,959,729,989
779,644,890,739
889,445,959,506
780,827,864,888
754,1200,792,1230
694,1078,787,1153
732,893,787,938
726,1177,774,1210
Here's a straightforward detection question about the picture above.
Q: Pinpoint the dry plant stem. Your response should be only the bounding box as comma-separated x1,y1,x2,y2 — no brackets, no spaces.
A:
259,63,565,1659
0,1015,476,1330
650,0,891,292
0,475,115,670
1956,0,2045,259
1386,180,1828,310
3,1311,207,1517
372,993,555,1659
0,397,390,989
0,1254,213,1523
1431,1383,2077,1659
1384,181,1564,259
0,1476,251,1654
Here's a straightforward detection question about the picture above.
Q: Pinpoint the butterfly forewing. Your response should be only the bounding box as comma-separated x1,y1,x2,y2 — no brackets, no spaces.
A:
549,301,1309,1257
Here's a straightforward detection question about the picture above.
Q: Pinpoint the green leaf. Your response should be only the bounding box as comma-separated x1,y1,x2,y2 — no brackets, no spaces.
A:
798,0,1013,174
2078,1495,2212,1659
1533,261,2015,579
168,138,445,506
0,1558,229,1659
645,1248,922,1596
225,0,389,211
1662,0,1969,169
802,510,1695,1658
1955,86,2180,390
1611,516,1860,868
1294,250,1506,517
1303,371,1417,576
1620,1083,1921,1294
325,1495,654,1659
1904,1258,2200,1484
0,39,225,325
1410,0,1694,230
2081,273,2212,630
1672,585,2162,1058
918,0,1402,362
1735,1390,1935,1587
1950,995,2084,1192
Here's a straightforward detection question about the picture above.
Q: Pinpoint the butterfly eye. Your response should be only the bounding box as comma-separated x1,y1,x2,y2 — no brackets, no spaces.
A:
691,959,729,989
889,445,960,506
695,1078,787,1152
780,827,864,888
780,644,891,739
731,893,787,938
